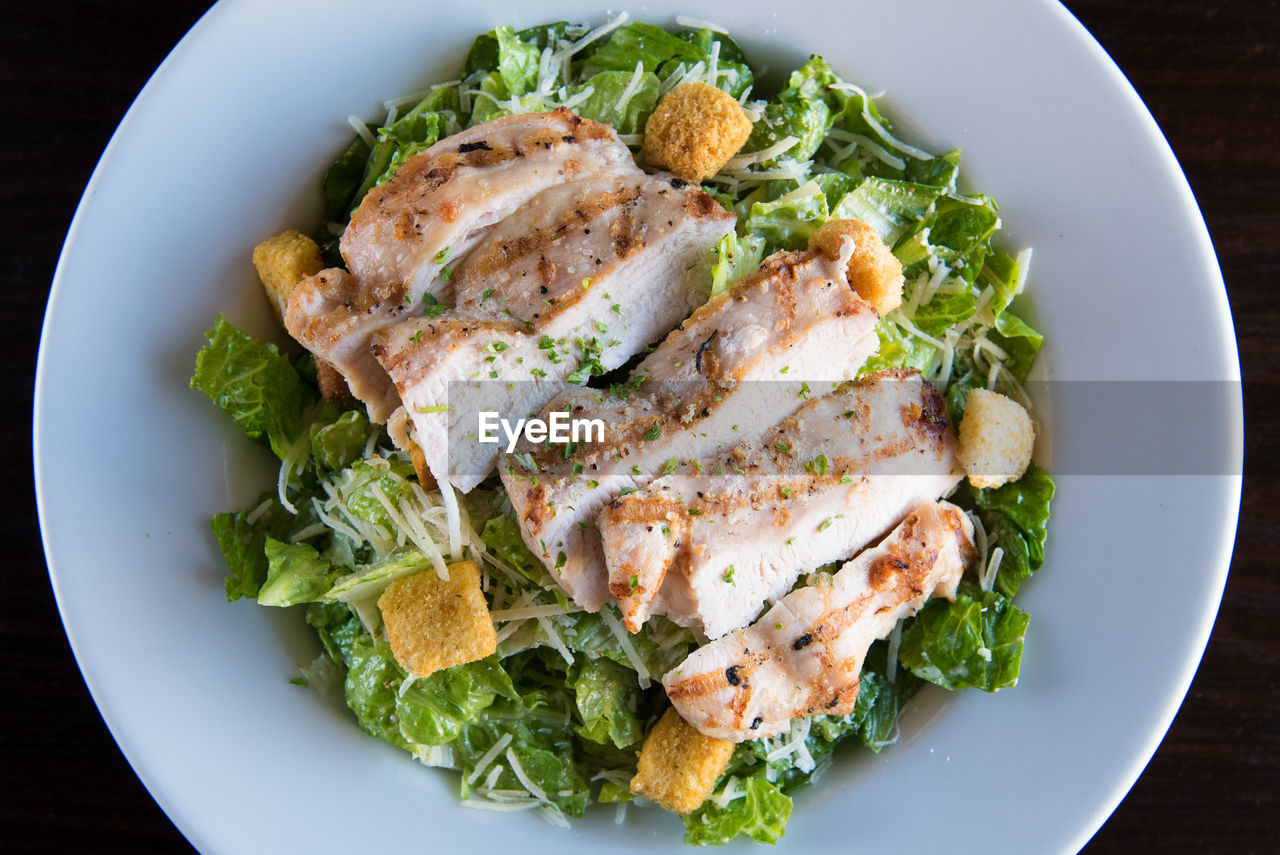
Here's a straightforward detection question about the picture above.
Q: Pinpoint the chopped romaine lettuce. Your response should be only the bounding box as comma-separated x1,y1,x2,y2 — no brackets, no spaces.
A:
190,315,313,459
898,581,1030,692
682,776,792,846
257,538,338,607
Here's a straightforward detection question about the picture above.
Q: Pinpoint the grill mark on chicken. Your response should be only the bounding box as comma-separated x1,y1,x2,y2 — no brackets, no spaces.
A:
599,369,961,637
663,502,973,741
285,110,634,422
456,186,642,287
368,166,735,493
500,248,883,612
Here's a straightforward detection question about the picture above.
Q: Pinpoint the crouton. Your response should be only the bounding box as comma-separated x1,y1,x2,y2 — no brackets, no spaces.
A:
957,388,1035,489
251,229,325,324
408,441,438,491
630,708,736,814
315,358,353,403
641,82,752,183
808,218,904,316
377,561,496,678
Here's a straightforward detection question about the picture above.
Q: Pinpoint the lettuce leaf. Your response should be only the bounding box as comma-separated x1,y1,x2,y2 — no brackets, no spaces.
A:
830,177,941,247
210,493,315,601
583,21,704,76
682,777,792,846
569,657,644,748
744,180,828,252
741,56,837,170
257,538,339,607
898,582,1029,692
310,407,373,472
342,632,411,748
973,462,1055,575
709,231,766,297
190,315,313,459
572,70,660,135
397,656,518,746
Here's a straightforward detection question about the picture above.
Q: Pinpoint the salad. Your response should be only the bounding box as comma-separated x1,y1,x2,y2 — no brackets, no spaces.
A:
191,14,1054,846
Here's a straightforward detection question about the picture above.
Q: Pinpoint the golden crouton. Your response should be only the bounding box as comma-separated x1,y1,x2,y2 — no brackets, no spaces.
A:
407,441,438,491
377,561,496,678
641,82,752,183
630,708,736,814
808,218,904,316
957,388,1035,489
315,358,353,403
251,229,325,325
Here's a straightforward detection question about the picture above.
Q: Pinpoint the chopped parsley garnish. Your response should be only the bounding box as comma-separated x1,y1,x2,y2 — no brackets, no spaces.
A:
643,424,662,441
422,294,446,317
661,458,680,475
722,565,735,585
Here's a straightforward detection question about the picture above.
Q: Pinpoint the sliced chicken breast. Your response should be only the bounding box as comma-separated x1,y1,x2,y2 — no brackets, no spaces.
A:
664,500,974,741
599,369,961,637
502,248,884,612
285,109,638,421
372,173,735,492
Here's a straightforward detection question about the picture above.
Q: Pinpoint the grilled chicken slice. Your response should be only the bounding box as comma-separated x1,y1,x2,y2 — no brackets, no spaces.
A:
599,369,961,637
664,500,974,741
285,109,638,421
501,247,884,612
372,173,735,492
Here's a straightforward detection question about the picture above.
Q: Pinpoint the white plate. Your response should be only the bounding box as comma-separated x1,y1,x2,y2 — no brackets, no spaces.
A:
34,0,1241,852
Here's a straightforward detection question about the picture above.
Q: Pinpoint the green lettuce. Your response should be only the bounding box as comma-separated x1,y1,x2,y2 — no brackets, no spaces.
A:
742,57,837,168
190,315,313,459
709,231,766,297
310,407,373,472
584,21,705,75
682,777,792,846
569,657,644,748
257,538,339,607
898,582,1029,692
830,177,941,247
397,656,518,745
572,70,660,134
744,180,828,252
972,462,1056,592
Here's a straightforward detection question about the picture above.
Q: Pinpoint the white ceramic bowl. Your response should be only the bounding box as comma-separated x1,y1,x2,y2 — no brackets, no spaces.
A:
35,1,1241,852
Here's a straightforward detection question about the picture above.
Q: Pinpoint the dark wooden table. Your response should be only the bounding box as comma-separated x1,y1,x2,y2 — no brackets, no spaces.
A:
5,2,1276,851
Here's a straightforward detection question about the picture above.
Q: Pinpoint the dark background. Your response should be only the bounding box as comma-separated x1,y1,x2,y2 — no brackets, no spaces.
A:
4,1,1277,851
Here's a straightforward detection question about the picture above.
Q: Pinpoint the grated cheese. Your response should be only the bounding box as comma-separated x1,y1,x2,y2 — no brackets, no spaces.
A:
722,135,800,171
535,614,575,666
617,60,646,112
466,732,514,785
886,621,903,684
982,546,1005,592
506,746,561,820
551,11,629,63
1013,247,1033,296
675,15,729,33
840,131,906,170
491,603,584,621
828,82,933,160
601,609,651,687
460,799,538,813
347,115,376,148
